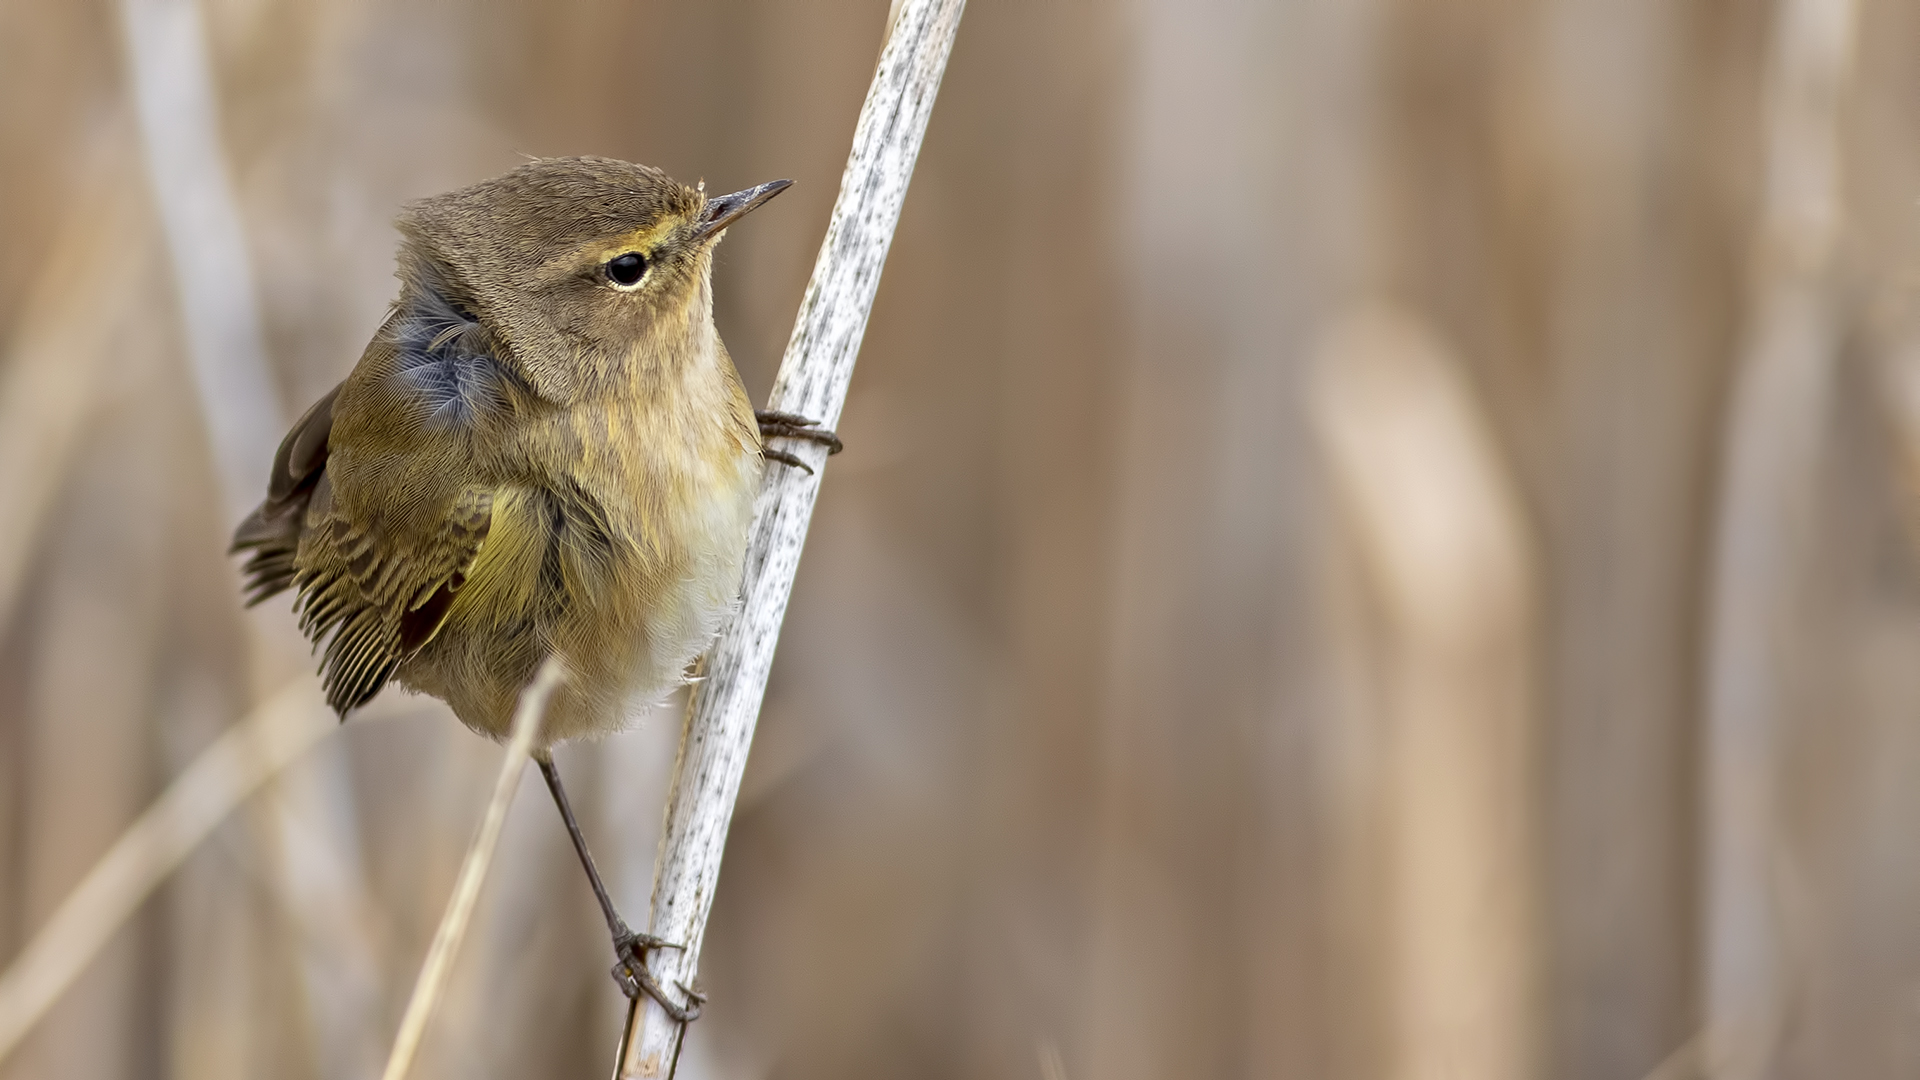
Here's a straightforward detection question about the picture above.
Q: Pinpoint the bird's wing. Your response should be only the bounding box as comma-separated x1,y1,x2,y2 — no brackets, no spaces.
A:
293,474,493,715
232,382,340,603
233,325,501,717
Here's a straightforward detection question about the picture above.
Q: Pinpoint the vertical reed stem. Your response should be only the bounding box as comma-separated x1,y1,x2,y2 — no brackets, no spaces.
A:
617,2,967,1075
1701,1,1856,1076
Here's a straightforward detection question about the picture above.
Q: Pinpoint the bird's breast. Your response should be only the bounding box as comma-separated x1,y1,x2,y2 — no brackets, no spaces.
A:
545,377,761,727
427,348,762,741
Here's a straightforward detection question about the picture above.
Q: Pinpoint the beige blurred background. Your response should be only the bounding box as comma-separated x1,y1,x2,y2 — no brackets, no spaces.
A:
4,0,1920,1077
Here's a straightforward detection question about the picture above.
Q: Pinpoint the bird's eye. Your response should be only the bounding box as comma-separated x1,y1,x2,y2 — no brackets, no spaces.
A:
605,252,648,288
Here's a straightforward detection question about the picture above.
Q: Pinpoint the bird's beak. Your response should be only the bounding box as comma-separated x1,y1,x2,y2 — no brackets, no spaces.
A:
693,179,794,242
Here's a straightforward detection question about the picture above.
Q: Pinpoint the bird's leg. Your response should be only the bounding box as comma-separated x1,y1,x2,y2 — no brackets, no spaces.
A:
756,409,843,474
537,755,703,1022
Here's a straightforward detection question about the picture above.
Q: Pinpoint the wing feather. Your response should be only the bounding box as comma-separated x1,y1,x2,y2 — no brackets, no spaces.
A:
232,383,340,602
291,489,492,716
233,312,502,717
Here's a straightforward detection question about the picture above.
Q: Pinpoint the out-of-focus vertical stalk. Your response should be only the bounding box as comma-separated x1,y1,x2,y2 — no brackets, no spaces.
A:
1701,1,1856,1076
1311,306,1539,1080
0,150,146,627
1874,344,1920,540
116,0,280,522
115,2,383,1076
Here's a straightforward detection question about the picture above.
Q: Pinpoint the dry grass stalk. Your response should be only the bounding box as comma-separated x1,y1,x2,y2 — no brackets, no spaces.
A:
378,656,564,1080
0,154,148,626
1701,0,1857,1075
116,5,387,1074
115,0,282,520
1310,305,1539,1080
0,679,331,1064
618,0,966,1074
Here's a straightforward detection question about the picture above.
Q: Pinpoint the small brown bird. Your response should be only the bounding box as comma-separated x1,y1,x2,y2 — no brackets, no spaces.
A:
231,156,837,1017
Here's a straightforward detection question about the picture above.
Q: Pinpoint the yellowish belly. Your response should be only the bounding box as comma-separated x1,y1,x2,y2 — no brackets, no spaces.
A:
404,443,761,742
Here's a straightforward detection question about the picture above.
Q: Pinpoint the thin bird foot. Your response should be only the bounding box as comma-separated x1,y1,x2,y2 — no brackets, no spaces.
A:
757,409,843,474
536,756,704,1023
611,930,703,1023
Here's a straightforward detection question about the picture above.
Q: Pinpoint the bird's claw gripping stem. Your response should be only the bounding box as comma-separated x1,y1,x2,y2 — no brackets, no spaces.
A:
757,409,843,474
612,930,702,1023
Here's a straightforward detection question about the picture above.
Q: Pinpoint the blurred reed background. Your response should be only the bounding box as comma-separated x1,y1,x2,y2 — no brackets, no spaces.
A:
3,0,1920,1077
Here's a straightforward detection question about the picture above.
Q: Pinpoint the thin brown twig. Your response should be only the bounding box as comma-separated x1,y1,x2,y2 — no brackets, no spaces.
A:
378,656,565,1080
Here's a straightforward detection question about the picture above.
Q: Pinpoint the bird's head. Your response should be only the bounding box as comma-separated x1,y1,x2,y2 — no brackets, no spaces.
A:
394,156,790,404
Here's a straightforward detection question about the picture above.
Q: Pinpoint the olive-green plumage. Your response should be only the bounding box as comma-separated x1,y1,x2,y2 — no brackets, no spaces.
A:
233,156,793,745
